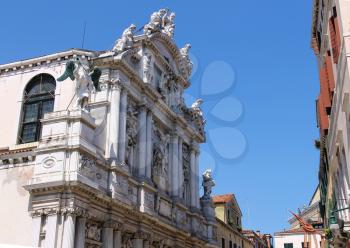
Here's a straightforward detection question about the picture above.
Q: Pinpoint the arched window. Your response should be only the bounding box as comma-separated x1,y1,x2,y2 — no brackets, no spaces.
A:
19,74,56,144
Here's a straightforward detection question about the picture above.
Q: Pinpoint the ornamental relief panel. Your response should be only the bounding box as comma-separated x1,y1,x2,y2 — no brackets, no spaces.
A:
85,221,102,248
79,154,108,189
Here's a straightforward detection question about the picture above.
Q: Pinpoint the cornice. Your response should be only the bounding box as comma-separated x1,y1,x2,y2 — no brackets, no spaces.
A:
0,49,99,76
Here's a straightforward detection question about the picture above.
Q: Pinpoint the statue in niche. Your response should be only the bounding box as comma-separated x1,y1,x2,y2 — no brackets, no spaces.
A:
152,128,169,191
57,58,101,112
125,104,138,167
143,53,153,83
179,44,193,79
162,12,176,37
144,9,167,35
112,24,136,53
202,169,215,200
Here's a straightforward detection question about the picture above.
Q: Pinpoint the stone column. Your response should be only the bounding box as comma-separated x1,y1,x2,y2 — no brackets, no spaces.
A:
62,214,76,248
195,151,200,208
178,138,183,198
190,147,197,208
74,217,86,248
113,230,122,248
44,214,59,248
102,227,114,248
146,111,153,179
118,88,128,164
106,83,121,163
171,134,179,197
138,105,147,178
31,215,42,247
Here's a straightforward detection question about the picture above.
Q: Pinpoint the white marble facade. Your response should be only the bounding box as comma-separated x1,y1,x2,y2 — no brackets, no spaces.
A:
0,9,217,248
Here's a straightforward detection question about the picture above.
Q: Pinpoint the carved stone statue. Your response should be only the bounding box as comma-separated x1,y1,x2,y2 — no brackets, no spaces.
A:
125,104,138,167
152,128,170,191
180,44,193,78
162,12,176,37
144,9,176,38
112,24,136,53
144,9,167,35
57,59,101,112
202,169,215,200
143,53,153,83
191,99,203,117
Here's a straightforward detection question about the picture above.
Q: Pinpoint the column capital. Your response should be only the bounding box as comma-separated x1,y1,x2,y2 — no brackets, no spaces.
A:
30,207,60,217
134,230,151,240
61,206,88,217
110,78,128,91
103,220,123,230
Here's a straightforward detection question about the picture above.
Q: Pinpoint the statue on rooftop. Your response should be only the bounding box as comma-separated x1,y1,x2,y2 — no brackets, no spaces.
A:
112,24,137,53
144,9,167,35
162,12,176,37
202,169,215,200
57,58,101,112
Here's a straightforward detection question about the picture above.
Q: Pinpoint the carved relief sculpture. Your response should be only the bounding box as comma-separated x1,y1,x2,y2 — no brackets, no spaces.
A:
113,24,136,53
57,58,101,111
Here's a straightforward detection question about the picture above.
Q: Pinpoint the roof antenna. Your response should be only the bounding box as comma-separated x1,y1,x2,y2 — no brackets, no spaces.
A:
81,21,87,49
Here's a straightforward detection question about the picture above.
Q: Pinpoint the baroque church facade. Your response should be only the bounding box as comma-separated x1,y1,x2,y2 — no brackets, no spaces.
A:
0,9,217,248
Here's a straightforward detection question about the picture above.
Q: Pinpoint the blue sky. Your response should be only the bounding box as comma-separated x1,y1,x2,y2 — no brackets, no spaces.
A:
1,0,319,234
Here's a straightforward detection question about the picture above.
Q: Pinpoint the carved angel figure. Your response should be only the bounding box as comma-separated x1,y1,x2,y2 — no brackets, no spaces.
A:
202,169,215,200
144,9,167,35
57,59,101,111
112,24,136,53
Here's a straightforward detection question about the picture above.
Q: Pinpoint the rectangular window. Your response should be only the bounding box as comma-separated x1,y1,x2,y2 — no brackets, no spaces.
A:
284,243,293,248
229,241,233,248
222,238,226,248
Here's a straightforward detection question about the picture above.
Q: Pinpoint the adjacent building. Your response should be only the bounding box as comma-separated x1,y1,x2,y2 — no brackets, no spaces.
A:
213,194,272,248
274,187,324,248
0,9,219,248
311,0,350,246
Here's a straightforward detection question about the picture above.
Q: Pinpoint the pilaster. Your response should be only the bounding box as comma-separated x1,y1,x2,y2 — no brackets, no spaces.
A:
146,111,153,179
74,217,86,248
171,134,179,197
106,82,121,163
62,213,76,248
31,215,42,247
138,104,148,178
118,85,128,165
